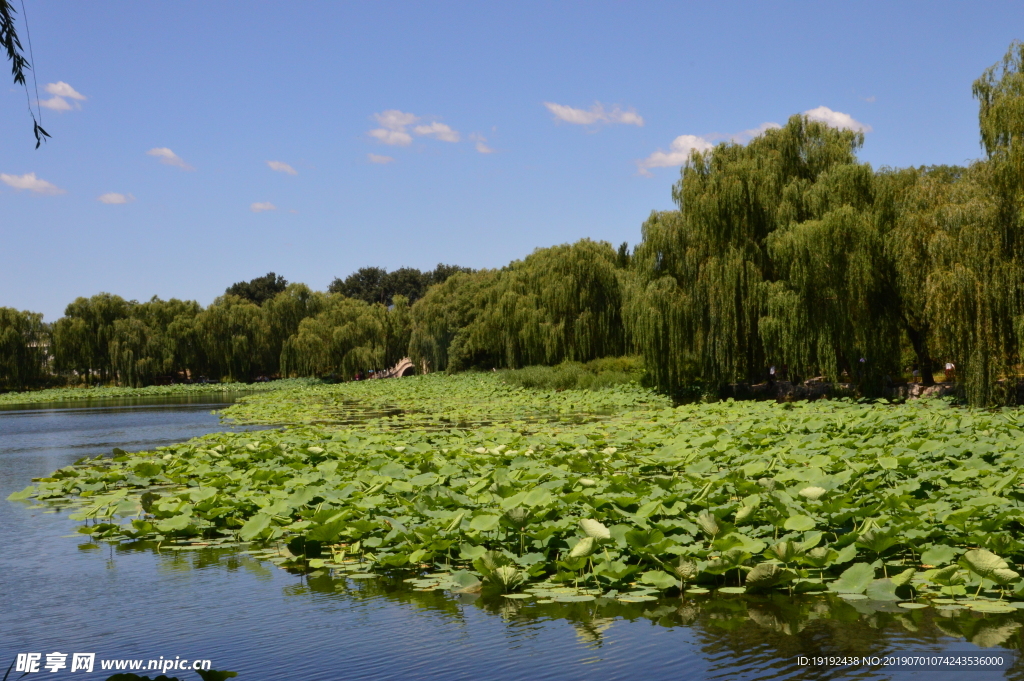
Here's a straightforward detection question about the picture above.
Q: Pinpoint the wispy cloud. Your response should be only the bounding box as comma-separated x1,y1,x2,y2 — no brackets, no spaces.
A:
804,106,872,133
367,154,395,164
266,160,297,175
368,110,464,147
45,82,86,100
413,121,460,142
637,135,715,176
97,192,135,204
147,147,194,171
637,122,781,176
250,202,276,212
544,101,644,127
368,110,418,146
39,81,87,112
40,96,73,111
1,172,65,195
469,133,494,154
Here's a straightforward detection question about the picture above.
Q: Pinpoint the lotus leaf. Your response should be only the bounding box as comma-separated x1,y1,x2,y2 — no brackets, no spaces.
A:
640,570,678,590
568,537,597,558
865,578,901,601
745,563,796,593
469,514,500,532
920,545,959,566
580,518,611,540
961,549,1021,585
830,563,875,594
798,486,826,501
784,515,816,532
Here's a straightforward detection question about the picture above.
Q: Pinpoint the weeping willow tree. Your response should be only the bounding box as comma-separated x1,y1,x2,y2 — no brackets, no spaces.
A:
958,40,1024,404
0,307,47,389
107,297,201,386
195,295,272,381
410,239,627,372
262,283,328,375
628,115,899,392
408,269,500,373
51,293,132,384
281,295,410,378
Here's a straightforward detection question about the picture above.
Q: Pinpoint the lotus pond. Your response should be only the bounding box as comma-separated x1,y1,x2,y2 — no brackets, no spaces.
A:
10,374,1024,677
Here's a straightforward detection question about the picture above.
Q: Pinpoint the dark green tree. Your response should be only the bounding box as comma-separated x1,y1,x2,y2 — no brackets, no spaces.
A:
328,267,390,304
225,272,288,305
0,307,47,388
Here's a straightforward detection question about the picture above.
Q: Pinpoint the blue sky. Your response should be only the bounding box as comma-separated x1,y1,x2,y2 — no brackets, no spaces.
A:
2,1,1022,320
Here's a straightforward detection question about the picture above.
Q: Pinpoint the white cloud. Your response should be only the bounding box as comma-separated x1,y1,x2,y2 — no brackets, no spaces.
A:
637,122,788,176
368,110,464,147
637,135,715,175
45,82,86,100
39,83,86,112
735,121,782,141
469,133,494,154
147,147,194,170
250,202,276,212
267,160,297,175
97,192,135,204
413,121,460,142
803,106,872,133
368,109,419,146
40,96,73,111
544,101,644,127
375,109,419,130
0,172,65,195
369,128,413,146
367,153,395,164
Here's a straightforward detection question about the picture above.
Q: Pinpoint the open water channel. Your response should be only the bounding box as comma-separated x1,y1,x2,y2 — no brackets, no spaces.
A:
2,397,1024,680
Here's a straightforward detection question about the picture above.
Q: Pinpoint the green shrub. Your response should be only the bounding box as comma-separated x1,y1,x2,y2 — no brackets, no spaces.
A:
498,356,645,390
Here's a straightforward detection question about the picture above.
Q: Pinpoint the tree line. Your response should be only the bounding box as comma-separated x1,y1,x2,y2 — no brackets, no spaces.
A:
4,42,1024,404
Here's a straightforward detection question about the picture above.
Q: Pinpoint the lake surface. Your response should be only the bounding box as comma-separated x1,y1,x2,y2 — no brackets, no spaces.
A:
2,399,1023,680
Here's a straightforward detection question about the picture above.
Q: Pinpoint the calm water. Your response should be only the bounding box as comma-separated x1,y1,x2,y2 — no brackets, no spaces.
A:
2,399,1023,680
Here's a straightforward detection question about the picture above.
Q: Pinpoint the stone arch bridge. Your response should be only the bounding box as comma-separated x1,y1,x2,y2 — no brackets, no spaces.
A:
373,357,417,379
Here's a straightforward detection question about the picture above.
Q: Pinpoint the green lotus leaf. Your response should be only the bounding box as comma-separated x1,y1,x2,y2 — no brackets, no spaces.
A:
569,536,596,558
459,543,487,560
866,578,901,601
640,570,678,590
920,545,959,566
830,563,875,594
745,563,796,593
961,549,1020,585
580,518,611,540
469,514,500,532
784,515,816,532
798,486,827,501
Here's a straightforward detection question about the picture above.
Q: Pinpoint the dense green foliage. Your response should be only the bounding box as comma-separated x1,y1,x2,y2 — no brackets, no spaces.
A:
328,264,474,306
498,357,645,391
225,272,289,305
410,240,629,372
0,306,47,388
7,43,1024,403
15,374,1024,610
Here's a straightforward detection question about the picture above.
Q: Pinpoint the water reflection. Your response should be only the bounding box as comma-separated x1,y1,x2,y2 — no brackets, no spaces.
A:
125,543,1024,680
